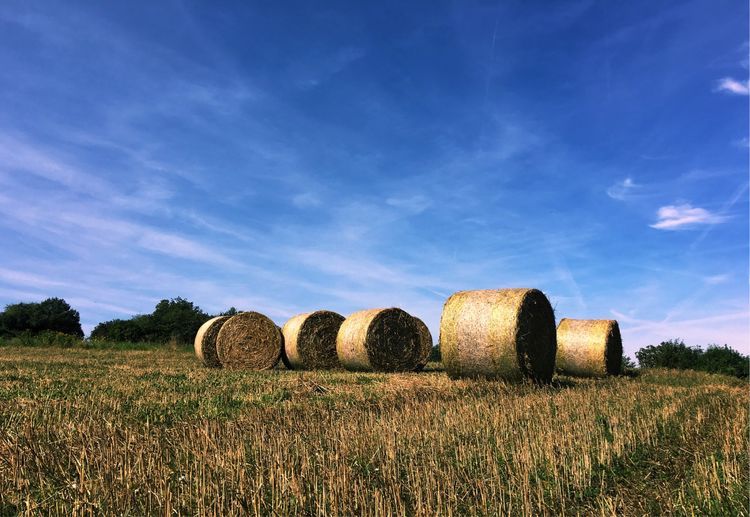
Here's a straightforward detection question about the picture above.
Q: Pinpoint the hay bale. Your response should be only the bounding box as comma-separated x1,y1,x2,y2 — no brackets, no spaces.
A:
412,316,433,371
282,310,345,370
216,311,282,370
440,288,557,382
336,308,421,372
194,316,230,368
556,318,622,377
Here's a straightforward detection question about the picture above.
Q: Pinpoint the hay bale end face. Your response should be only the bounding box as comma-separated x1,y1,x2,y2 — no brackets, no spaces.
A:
556,318,622,377
194,316,230,368
337,308,422,372
282,310,345,370
440,288,557,382
216,312,282,370
413,316,433,371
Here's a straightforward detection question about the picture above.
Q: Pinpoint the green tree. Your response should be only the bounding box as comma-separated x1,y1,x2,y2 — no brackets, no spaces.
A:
148,298,210,344
635,339,748,379
697,345,749,378
90,298,209,345
635,339,701,369
0,298,83,338
621,354,637,371
90,315,152,342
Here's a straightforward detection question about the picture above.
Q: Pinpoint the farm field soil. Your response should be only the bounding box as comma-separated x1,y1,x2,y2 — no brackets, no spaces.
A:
0,346,747,516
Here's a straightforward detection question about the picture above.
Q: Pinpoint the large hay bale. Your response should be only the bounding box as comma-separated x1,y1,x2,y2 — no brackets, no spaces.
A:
412,316,433,371
556,318,622,377
336,308,421,372
440,288,557,382
282,310,345,370
194,316,230,368
216,311,282,370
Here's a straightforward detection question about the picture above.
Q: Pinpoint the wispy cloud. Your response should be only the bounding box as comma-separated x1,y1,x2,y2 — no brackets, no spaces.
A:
385,194,431,214
606,177,639,200
612,309,749,352
650,203,728,230
715,77,750,95
292,192,322,208
702,273,730,285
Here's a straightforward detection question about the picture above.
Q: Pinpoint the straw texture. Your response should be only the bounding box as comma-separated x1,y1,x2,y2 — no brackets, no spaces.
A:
440,288,557,382
336,308,421,372
216,312,282,370
194,316,230,368
282,310,345,370
413,316,433,371
556,318,622,377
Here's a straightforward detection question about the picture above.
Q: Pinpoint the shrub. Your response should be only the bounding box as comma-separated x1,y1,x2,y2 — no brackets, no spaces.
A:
636,339,701,370
91,298,210,345
635,339,748,378
0,298,83,338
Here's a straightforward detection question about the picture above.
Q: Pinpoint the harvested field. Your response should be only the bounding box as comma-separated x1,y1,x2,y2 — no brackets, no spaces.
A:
0,345,747,516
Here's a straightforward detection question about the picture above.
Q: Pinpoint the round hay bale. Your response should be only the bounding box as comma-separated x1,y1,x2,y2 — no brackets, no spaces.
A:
194,316,230,368
282,310,345,370
412,316,433,372
216,312,282,370
336,308,421,372
440,288,557,382
556,318,622,377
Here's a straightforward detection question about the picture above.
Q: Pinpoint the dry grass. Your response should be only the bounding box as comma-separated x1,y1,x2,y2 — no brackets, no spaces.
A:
0,346,747,516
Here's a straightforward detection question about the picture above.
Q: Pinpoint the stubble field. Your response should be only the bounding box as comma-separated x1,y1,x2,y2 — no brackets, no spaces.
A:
0,346,747,516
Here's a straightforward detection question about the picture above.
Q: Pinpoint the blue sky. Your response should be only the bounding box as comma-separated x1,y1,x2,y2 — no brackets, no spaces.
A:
0,1,747,358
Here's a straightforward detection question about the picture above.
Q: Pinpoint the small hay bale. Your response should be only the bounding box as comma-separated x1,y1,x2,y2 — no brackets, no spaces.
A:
556,318,622,377
336,308,421,372
440,288,557,382
194,316,230,368
412,316,433,372
216,312,282,370
282,310,345,370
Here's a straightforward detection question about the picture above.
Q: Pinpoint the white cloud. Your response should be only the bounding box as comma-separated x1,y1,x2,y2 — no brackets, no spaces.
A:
715,77,750,95
612,309,749,354
385,194,431,214
650,203,728,230
606,177,639,200
292,192,322,208
703,274,730,285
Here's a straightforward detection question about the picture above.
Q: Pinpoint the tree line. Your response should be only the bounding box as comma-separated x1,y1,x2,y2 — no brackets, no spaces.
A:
0,297,236,347
0,297,747,378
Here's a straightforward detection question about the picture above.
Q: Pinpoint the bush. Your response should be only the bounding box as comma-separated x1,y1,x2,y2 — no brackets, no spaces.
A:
0,298,83,338
697,345,749,379
636,339,701,370
90,315,153,343
91,298,210,345
621,354,637,371
636,339,748,378
1,330,83,348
